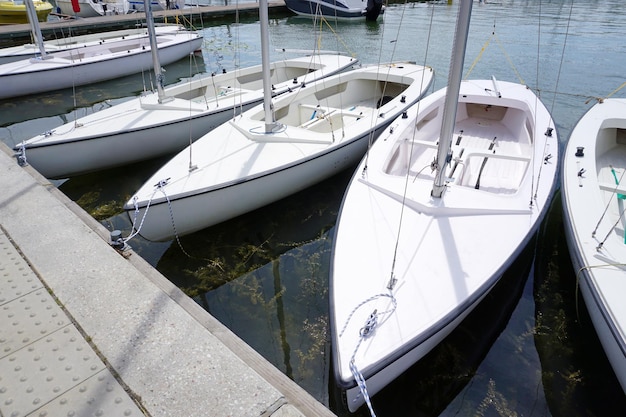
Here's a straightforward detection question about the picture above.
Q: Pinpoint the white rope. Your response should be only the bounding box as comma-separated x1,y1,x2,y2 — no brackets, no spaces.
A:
124,179,168,242
124,179,194,259
340,292,397,417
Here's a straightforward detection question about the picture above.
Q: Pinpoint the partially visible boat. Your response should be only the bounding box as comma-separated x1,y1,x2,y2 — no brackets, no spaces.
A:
561,98,626,393
0,0,51,24
14,53,357,178
285,0,384,21
127,0,167,12
329,0,559,413
55,0,128,17
0,25,184,64
0,24,203,100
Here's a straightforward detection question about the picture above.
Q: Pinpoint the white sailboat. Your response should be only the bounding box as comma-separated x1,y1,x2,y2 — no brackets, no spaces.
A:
0,0,202,100
561,98,626,393
121,0,434,243
13,52,356,179
329,0,559,413
0,25,184,64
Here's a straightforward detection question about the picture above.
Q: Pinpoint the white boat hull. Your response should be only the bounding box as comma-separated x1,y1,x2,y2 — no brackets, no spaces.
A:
0,29,203,100
124,62,434,241
561,98,626,393
55,0,128,16
330,79,559,412
0,25,184,64
14,54,356,179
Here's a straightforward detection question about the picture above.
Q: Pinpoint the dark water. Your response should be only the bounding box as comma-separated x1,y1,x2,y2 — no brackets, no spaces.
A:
2,1,626,415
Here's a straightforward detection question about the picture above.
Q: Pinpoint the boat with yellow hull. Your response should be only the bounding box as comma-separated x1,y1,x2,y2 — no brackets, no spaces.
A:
0,0,52,24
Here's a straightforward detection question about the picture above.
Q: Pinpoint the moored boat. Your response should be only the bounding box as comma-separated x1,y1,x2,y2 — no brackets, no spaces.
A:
0,0,51,24
123,60,434,242
0,25,203,100
0,25,184,64
14,53,357,178
55,0,128,17
285,0,384,21
329,1,559,413
561,98,626,394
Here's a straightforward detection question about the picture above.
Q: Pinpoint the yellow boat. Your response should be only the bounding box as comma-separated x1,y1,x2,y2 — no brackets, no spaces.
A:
0,0,53,24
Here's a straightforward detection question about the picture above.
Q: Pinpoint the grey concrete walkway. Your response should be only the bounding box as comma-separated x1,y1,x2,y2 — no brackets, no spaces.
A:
0,142,335,416
0,2,289,46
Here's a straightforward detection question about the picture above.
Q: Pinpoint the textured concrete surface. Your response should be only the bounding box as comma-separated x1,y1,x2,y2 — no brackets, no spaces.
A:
0,141,335,417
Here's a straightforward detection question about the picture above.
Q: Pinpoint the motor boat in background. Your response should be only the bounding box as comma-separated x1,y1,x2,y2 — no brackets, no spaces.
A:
285,0,384,21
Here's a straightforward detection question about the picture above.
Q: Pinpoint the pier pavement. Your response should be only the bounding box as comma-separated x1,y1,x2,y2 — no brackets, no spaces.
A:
0,1,289,47
0,141,336,416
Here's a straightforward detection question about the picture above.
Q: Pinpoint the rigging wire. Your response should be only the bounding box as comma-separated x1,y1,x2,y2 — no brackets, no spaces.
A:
531,0,571,206
385,1,435,289
592,166,626,238
342,4,436,417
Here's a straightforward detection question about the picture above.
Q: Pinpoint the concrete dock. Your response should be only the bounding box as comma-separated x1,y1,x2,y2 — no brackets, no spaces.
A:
0,141,336,416
0,2,290,47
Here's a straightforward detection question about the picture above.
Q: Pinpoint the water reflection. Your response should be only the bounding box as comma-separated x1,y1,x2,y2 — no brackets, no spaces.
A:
533,195,626,416
156,166,355,402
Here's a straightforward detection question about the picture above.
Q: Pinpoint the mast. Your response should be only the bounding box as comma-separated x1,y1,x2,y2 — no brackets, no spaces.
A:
259,0,277,133
431,0,473,198
144,0,170,103
24,0,48,60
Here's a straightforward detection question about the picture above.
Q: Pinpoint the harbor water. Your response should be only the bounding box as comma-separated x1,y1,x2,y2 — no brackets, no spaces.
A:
2,1,626,415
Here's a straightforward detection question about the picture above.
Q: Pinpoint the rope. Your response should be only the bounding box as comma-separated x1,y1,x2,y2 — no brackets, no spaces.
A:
125,181,165,242
125,179,195,258
575,262,626,320
605,81,626,99
592,166,625,237
339,292,397,417
597,202,626,250
464,24,524,85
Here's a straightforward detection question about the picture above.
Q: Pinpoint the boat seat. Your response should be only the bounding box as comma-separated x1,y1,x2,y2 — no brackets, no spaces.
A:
298,103,364,130
598,181,626,197
456,150,531,193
